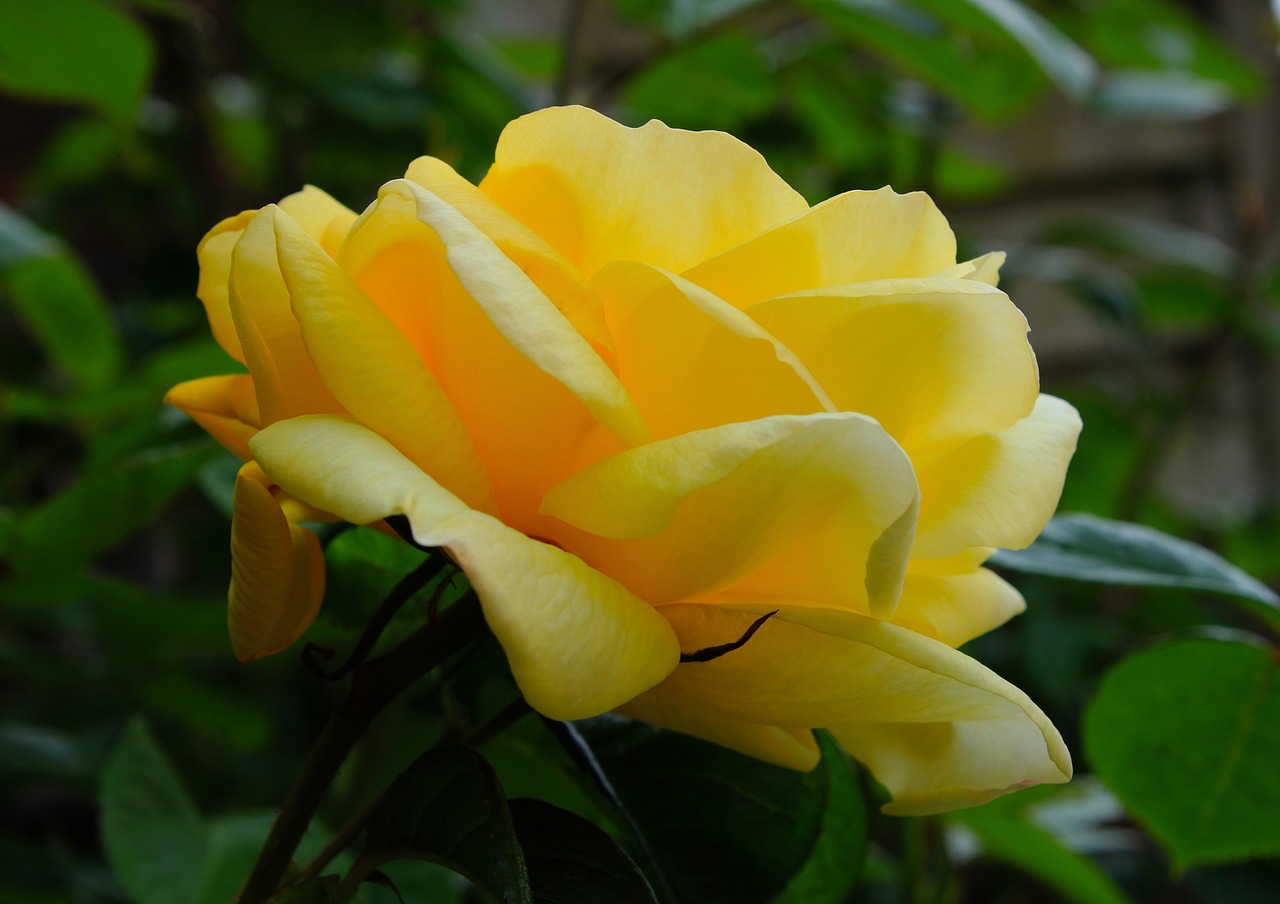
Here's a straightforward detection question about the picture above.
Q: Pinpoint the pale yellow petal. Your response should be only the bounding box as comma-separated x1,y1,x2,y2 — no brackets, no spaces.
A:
617,689,821,770
748,278,1039,450
196,211,254,364
541,413,919,618
893,564,1026,647
269,207,496,514
249,415,680,720
229,209,346,424
683,188,956,308
228,462,324,662
931,250,1005,286
593,261,834,440
649,603,1070,813
404,155,611,354
479,105,808,277
913,395,1082,559
340,179,645,532
165,374,261,460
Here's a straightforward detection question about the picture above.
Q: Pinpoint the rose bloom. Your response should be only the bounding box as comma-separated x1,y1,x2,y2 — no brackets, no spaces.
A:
168,106,1079,815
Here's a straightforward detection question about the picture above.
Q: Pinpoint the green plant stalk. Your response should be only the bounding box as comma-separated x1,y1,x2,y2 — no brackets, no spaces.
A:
237,592,486,904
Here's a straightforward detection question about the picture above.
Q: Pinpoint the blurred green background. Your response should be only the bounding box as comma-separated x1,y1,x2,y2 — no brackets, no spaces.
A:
2,1,1279,902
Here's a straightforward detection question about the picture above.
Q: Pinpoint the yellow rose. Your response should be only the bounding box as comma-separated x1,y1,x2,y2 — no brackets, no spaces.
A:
167,106,1079,815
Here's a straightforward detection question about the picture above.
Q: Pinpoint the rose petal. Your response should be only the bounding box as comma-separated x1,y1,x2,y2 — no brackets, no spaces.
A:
479,105,808,277
249,415,680,720
894,563,1026,647
229,462,324,662
642,603,1071,814
541,413,919,618
913,394,1082,559
593,261,835,440
165,374,260,460
683,187,957,308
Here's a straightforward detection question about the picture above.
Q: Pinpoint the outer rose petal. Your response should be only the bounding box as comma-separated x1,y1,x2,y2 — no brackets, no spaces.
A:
932,250,1006,285
637,604,1070,814
479,105,808,277
541,413,919,618
747,278,1039,451
229,462,324,662
249,415,680,721
894,564,1026,647
913,394,1082,559
683,187,957,308
593,261,835,440
266,206,497,514
165,374,261,460
339,178,647,532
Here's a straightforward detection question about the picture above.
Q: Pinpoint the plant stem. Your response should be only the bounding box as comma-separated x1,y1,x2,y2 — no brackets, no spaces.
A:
237,592,486,904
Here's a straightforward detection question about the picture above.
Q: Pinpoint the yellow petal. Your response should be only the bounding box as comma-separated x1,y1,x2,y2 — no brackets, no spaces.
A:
913,394,1082,559
197,211,255,364
165,374,261,460
541,413,919,618
931,250,1005,286
748,278,1039,450
404,155,611,355
268,207,497,514
893,562,1026,647
229,209,346,424
683,187,956,308
617,687,821,770
649,603,1070,813
339,179,646,532
594,261,834,440
229,462,324,662
277,185,357,257
479,105,808,277
249,415,680,720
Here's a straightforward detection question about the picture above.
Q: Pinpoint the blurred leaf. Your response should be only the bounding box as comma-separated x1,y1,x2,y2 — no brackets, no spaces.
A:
991,514,1280,623
951,0,1097,100
194,810,277,904
566,717,838,903
0,724,89,779
0,0,153,122
951,791,1131,904
322,527,435,628
773,733,865,904
100,718,208,904
509,798,656,903
5,255,124,392
33,118,129,193
266,876,341,903
141,673,271,752
1044,215,1237,279
1137,272,1230,328
608,0,767,39
353,746,532,902
237,0,393,87
7,440,217,579
1085,638,1280,868
1093,69,1236,121
623,33,774,131
0,202,58,267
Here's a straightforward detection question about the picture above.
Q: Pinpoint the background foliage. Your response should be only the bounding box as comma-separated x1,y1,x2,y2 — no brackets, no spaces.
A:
2,0,1279,902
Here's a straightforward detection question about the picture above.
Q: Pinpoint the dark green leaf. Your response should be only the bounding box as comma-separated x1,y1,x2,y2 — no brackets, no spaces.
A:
990,514,1280,622
8,440,217,578
1085,638,1280,868
568,716,831,903
100,718,208,904
623,33,774,131
0,0,152,122
266,875,341,903
510,798,656,904
0,202,58,268
6,254,124,391
354,746,532,903
774,733,865,904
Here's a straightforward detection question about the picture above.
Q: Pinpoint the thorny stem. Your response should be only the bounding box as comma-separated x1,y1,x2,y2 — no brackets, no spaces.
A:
237,591,486,904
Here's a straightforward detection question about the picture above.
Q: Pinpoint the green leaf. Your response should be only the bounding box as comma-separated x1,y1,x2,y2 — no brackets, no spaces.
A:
0,0,153,122
6,253,125,391
990,514,1280,622
774,733,866,904
0,201,58,268
1085,638,1280,868
1045,216,1236,278
322,527,435,628
266,876,341,903
951,786,1132,904
566,716,838,903
7,440,217,579
957,0,1097,100
353,746,532,902
509,798,656,903
100,718,208,904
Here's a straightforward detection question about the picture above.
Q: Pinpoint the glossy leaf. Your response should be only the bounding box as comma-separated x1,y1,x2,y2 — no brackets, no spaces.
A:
100,719,208,904
990,514,1280,621
354,746,532,902
510,798,657,903
1085,638,1280,868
